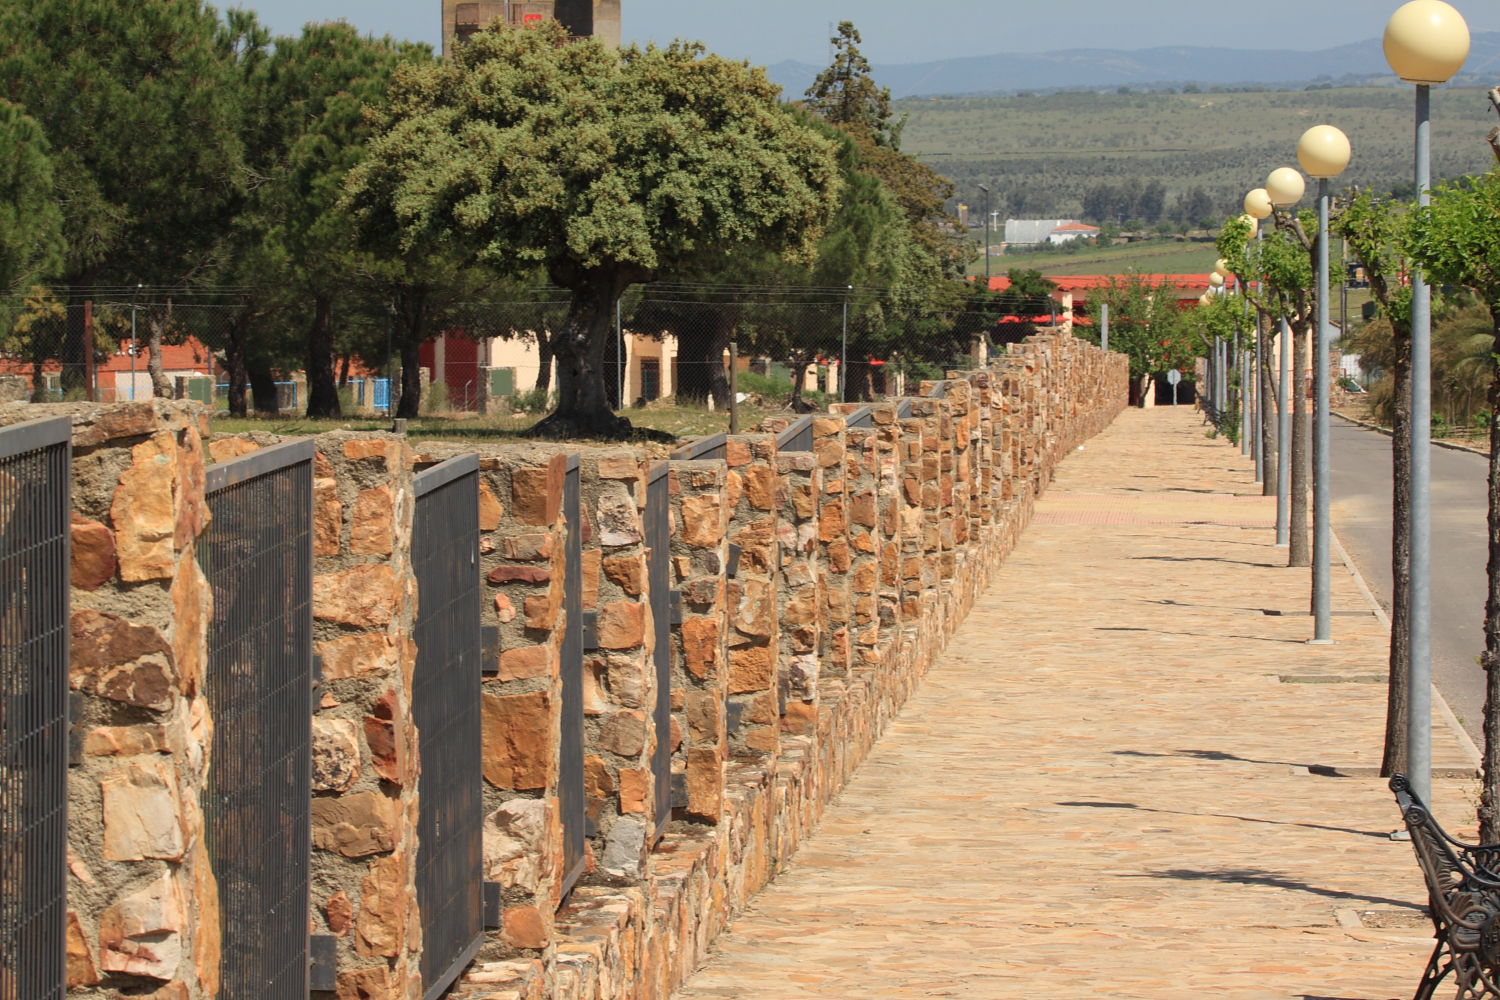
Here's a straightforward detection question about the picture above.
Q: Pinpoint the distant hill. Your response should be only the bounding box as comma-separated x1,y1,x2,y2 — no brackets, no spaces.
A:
897,87,1498,230
766,32,1500,99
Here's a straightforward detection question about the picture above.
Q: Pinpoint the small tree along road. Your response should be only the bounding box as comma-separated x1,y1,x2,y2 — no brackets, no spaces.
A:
348,21,841,439
1409,168,1500,842
1335,190,1415,779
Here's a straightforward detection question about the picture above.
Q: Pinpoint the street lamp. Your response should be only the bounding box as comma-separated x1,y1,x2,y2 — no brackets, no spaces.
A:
1263,172,1306,550
1384,0,1470,805
1207,276,1226,417
977,183,992,288
1298,124,1351,646
1245,190,1273,490
1217,257,1252,459
1266,167,1306,209
1244,187,1274,220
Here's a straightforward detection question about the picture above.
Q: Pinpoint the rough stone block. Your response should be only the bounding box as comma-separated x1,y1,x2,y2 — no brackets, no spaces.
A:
313,565,401,628
311,718,361,792
311,791,401,858
482,691,552,790
70,513,116,589
70,610,176,712
596,600,645,650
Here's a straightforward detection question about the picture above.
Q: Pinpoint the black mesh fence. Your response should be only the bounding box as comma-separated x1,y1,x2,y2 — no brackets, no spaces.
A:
0,416,71,1000
411,456,484,997
202,440,314,1000
559,456,585,902
644,463,672,841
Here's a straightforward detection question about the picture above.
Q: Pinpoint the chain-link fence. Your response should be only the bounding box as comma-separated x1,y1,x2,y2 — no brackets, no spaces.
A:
0,286,1075,429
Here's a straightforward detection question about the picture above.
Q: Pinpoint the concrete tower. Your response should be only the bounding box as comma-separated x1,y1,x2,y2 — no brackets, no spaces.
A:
441,0,619,56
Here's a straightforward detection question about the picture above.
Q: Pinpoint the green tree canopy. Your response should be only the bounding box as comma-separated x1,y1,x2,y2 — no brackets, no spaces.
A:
0,0,241,282
1408,169,1500,840
246,23,430,417
0,101,63,322
1094,272,1197,401
347,21,841,437
0,0,244,387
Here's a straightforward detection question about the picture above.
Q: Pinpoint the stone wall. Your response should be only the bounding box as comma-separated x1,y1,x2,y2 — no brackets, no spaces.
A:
16,330,1125,1000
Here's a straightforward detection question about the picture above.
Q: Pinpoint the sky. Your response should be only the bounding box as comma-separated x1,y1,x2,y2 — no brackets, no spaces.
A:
235,0,1500,66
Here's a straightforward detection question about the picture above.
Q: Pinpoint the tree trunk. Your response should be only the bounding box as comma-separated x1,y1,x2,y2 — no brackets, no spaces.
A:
534,328,554,393
1480,311,1500,842
846,358,875,402
394,289,429,420
248,358,279,415
398,337,422,419
61,275,95,393
708,314,732,410
670,315,731,408
338,354,351,389
1261,350,1277,497
528,272,633,439
601,320,622,410
788,359,810,412
1382,331,1413,778
225,311,252,419
304,293,341,418
147,308,172,398
1289,319,1311,567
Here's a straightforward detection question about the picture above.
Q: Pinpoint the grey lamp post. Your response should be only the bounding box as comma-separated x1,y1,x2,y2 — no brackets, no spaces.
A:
1266,168,1306,549
1384,0,1470,805
1278,315,1292,547
1298,124,1352,646
1244,190,1275,497
978,184,992,288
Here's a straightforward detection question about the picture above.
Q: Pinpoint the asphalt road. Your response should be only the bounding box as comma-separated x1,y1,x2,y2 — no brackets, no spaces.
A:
1328,416,1488,742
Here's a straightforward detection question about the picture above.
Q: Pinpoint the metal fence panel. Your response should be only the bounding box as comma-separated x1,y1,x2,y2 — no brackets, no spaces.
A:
412,455,484,999
202,439,314,1000
559,456,585,901
670,433,727,462
775,416,813,453
645,463,672,840
0,417,71,1000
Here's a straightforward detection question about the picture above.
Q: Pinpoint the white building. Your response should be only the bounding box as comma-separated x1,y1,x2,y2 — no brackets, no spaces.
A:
1047,222,1101,244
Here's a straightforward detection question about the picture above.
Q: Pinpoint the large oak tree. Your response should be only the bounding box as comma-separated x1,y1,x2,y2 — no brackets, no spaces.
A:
346,20,841,438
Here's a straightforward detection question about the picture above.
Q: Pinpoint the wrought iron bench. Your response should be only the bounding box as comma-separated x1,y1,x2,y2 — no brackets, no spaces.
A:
1392,773,1500,999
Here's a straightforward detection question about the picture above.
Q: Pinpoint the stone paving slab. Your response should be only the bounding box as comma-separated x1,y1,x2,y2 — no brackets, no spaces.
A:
672,407,1479,1000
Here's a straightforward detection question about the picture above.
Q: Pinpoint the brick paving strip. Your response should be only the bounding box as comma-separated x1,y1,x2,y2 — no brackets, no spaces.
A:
672,406,1480,1000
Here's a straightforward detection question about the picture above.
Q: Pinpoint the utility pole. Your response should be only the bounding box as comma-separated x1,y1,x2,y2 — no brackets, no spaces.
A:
977,183,992,288
840,285,851,402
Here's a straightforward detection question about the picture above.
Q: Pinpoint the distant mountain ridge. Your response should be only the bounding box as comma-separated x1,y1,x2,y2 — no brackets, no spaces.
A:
765,32,1500,99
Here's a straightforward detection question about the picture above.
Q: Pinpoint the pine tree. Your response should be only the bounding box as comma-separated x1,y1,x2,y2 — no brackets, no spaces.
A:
804,22,897,148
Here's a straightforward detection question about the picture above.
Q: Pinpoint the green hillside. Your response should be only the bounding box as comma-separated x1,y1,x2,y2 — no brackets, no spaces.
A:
984,239,1222,277
903,86,1498,224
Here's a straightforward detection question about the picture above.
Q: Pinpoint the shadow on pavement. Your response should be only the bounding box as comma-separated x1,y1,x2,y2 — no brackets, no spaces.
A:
1123,867,1422,911
1055,799,1393,842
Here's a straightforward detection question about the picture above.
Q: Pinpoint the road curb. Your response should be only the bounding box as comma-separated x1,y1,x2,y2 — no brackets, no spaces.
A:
1333,410,1490,458
1329,525,1481,768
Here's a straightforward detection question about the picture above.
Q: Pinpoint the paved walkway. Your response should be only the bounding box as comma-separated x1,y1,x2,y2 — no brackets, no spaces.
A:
673,406,1480,1000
